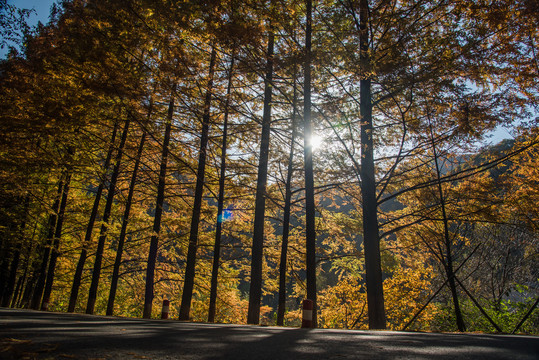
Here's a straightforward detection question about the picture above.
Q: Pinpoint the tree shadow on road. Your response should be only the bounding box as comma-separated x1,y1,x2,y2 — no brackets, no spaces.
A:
1,308,538,359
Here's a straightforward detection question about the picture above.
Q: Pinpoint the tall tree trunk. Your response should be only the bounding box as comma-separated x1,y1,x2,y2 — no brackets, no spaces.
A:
429,122,466,332
18,231,38,309
41,173,71,310
31,179,63,310
107,129,147,316
12,276,23,307
143,88,175,319
303,0,317,328
277,63,298,326
19,273,35,308
2,195,30,307
247,29,275,325
16,222,38,308
0,230,8,301
1,233,18,307
208,54,235,323
68,122,119,313
180,47,218,320
86,117,130,314
359,0,386,329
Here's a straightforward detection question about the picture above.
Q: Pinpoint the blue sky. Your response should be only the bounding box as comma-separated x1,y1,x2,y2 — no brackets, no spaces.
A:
9,0,57,26
0,0,57,57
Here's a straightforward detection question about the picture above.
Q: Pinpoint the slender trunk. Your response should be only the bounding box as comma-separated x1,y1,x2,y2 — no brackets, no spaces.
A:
1,238,17,307
12,276,23,307
18,231,37,309
180,47,218,320
513,296,539,334
208,54,235,323
2,196,30,307
31,179,63,310
107,130,147,316
444,247,466,331
42,173,71,310
359,0,386,329
143,89,175,319
0,232,7,301
277,64,298,326
20,273,35,308
0,251,7,303
68,122,119,312
18,220,39,309
86,117,130,314
303,0,317,328
16,228,36,308
429,123,466,332
247,29,275,325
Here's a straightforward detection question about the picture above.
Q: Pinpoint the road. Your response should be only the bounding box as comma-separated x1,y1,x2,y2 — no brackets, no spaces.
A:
1,308,537,359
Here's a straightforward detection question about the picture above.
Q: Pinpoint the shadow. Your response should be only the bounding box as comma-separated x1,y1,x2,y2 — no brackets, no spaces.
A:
1,308,538,360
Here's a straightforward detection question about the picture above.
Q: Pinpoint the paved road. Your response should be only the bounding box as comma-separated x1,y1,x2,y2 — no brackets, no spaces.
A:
1,308,537,359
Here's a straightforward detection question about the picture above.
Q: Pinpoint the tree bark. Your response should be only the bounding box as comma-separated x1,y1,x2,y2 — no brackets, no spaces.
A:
19,274,35,308
143,89,175,319
107,128,147,316
208,54,235,323
18,224,40,309
180,47,217,321
2,195,30,307
68,122,118,312
0,231,8,302
31,179,63,310
86,117,130,314
41,173,71,310
18,237,38,309
11,276,23,307
247,29,275,325
277,63,298,326
303,0,317,328
359,0,386,329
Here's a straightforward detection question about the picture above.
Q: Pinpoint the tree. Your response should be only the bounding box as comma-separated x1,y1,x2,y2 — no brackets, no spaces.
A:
0,0,536,334
179,47,218,321
303,0,318,328
107,123,148,316
276,61,299,326
427,119,466,331
208,54,235,323
247,25,275,325
30,179,63,310
357,0,385,329
0,195,30,307
68,124,118,313
143,88,175,319
42,171,71,311
86,116,130,314
0,0,34,55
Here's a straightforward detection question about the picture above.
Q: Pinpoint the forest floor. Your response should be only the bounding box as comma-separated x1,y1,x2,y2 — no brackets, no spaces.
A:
0,307,537,359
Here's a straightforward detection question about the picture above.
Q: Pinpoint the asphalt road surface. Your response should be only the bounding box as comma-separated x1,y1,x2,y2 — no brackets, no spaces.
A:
1,308,537,359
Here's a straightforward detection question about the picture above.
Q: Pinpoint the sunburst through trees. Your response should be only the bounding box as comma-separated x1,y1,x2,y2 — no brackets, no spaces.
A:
0,0,537,333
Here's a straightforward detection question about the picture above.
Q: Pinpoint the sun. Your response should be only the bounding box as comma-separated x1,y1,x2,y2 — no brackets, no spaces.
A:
309,134,323,150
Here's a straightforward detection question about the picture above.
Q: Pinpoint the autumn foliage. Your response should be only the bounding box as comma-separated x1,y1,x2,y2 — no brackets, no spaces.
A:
0,0,537,334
